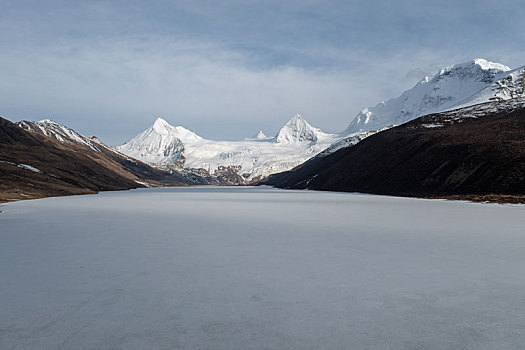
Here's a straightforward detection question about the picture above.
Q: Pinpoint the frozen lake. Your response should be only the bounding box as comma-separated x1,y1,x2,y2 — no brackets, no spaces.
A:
1,187,524,349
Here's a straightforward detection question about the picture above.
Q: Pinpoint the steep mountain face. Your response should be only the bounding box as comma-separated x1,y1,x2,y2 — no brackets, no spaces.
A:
265,98,525,202
345,59,524,133
117,115,353,182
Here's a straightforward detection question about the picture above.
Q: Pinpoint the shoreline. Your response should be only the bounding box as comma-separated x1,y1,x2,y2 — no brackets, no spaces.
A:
2,186,524,205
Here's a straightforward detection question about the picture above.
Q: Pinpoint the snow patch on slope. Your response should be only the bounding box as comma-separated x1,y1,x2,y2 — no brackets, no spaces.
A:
17,164,41,173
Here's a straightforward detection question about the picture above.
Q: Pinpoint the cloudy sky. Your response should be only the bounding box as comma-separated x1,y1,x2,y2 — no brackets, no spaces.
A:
1,0,525,144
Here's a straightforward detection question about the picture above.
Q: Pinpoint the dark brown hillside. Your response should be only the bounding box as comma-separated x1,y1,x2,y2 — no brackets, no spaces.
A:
264,100,525,203
0,117,191,202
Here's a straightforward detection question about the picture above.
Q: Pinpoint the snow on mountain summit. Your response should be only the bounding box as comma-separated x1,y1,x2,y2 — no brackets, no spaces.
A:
38,118,60,124
116,118,204,166
345,58,521,133
245,130,270,141
253,130,268,139
152,117,171,133
150,117,202,143
469,58,510,72
275,114,327,143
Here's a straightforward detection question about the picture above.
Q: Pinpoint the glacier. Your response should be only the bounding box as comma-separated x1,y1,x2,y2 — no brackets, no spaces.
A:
117,114,353,181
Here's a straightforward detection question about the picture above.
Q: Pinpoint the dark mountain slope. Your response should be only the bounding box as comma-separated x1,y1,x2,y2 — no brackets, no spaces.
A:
264,100,525,202
0,117,191,202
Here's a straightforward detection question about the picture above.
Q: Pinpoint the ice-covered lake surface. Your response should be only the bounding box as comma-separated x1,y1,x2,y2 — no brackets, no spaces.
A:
1,187,524,350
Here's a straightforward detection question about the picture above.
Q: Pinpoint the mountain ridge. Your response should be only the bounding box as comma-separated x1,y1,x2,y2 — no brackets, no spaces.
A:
9,57,524,194
345,58,524,134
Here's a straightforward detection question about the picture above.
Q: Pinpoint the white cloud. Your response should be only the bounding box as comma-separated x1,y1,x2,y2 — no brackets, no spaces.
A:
0,36,522,144
0,38,386,142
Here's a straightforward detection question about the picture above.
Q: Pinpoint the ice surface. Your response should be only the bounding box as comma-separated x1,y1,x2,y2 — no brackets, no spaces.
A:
1,187,524,349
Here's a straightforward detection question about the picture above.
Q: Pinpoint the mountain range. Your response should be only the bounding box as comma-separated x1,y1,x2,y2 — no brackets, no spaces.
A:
116,114,354,183
115,58,525,183
2,58,524,201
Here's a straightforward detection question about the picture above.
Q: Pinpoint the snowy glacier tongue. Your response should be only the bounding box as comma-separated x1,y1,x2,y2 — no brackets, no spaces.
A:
1,187,524,349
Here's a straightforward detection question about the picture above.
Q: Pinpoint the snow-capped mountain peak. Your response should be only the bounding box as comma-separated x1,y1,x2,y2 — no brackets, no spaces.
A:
464,58,510,72
116,113,346,182
275,114,324,143
254,130,268,139
116,118,202,166
149,117,202,143
152,117,172,133
433,59,510,84
38,118,59,124
344,58,520,134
